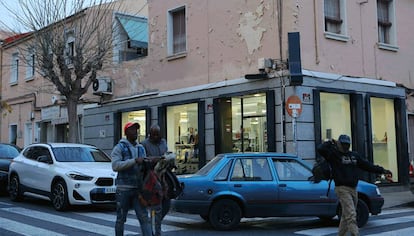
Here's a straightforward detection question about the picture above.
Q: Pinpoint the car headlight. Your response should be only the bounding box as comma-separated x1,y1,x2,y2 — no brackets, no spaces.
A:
67,172,93,181
375,187,381,196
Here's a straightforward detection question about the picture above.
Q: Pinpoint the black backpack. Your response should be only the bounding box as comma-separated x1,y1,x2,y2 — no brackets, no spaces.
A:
310,156,333,196
311,156,332,183
164,169,183,199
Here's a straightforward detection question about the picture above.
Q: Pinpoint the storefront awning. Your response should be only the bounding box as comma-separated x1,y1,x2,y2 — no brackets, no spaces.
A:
116,14,148,49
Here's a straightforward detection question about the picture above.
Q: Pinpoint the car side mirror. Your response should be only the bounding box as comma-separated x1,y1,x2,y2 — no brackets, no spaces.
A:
37,155,52,164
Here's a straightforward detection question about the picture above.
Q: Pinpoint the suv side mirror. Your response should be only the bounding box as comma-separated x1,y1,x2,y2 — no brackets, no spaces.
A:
37,155,52,164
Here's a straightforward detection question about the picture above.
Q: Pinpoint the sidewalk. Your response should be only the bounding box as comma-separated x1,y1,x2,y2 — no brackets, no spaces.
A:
380,187,413,209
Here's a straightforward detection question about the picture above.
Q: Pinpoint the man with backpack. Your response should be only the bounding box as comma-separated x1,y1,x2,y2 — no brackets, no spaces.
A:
317,134,391,236
141,124,170,236
111,122,151,236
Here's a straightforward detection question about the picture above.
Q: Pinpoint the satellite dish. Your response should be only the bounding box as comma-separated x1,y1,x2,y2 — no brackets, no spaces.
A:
51,95,57,104
93,80,99,91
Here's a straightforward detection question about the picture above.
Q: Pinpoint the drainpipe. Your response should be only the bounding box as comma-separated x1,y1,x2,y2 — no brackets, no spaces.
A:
0,40,3,137
313,0,320,64
277,0,286,152
281,78,286,153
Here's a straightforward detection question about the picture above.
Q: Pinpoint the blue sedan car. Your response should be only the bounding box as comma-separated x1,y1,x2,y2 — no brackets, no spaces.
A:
171,153,384,230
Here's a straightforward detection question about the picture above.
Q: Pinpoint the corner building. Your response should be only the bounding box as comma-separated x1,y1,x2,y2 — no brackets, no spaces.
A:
82,1,411,187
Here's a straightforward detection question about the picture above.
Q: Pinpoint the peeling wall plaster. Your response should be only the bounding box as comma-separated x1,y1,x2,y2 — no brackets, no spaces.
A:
237,3,267,55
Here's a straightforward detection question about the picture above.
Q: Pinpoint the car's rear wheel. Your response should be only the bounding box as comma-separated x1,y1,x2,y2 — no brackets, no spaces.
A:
337,198,370,228
51,180,69,211
9,175,23,201
208,199,241,230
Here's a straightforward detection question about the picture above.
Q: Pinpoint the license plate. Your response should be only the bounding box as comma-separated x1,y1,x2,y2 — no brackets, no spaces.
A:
104,187,116,193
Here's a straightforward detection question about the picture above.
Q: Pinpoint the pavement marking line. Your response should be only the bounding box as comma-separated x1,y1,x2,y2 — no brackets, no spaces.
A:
75,211,185,232
365,214,414,227
1,207,136,235
163,214,202,224
379,208,414,215
0,202,14,207
365,227,414,236
0,217,66,236
296,209,414,236
241,216,319,223
295,227,338,236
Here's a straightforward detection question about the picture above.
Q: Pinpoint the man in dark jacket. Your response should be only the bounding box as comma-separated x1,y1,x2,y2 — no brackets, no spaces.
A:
141,124,169,236
317,134,391,236
111,122,151,236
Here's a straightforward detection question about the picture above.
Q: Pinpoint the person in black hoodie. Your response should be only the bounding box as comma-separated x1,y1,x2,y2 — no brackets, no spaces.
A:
317,134,391,236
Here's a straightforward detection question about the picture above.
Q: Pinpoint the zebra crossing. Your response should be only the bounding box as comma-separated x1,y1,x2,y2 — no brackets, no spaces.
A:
295,208,414,236
0,203,197,236
1,201,414,236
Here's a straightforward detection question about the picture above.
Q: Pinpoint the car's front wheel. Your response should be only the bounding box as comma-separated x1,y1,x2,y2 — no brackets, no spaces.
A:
356,199,369,227
208,199,241,230
9,174,23,201
51,180,69,211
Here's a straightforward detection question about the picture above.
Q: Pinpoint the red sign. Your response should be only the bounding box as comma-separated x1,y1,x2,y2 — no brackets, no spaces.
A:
286,95,302,117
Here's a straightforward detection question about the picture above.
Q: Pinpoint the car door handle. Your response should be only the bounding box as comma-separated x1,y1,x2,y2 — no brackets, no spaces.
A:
279,184,287,187
234,184,242,187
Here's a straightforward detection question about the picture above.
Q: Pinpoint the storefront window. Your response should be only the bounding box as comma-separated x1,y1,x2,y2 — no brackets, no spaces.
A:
320,92,351,142
370,97,398,182
217,93,267,153
233,94,267,152
121,110,146,142
166,103,198,174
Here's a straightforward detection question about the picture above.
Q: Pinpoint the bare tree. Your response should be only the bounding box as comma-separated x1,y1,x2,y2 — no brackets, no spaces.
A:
1,0,125,142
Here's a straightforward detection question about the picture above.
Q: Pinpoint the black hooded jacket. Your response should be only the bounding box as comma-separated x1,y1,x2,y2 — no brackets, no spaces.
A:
317,140,386,188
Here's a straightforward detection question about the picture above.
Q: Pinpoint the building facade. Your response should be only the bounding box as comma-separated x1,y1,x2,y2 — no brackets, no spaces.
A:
1,1,413,186
82,0,411,186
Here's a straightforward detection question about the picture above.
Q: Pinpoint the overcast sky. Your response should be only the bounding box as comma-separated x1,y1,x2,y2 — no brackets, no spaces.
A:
0,0,105,32
0,1,22,31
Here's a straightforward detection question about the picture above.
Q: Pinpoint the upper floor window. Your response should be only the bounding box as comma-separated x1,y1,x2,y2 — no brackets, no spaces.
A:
168,6,186,56
10,53,19,84
324,0,342,34
65,29,75,65
377,0,397,49
26,48,35,80
114,13,148,63
324,0,348,41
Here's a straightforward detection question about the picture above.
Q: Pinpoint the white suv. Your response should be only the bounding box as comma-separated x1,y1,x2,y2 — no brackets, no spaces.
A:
8,143,116,211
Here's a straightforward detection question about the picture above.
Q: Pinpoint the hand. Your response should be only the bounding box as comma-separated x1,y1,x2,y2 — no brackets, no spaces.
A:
135,157,144,164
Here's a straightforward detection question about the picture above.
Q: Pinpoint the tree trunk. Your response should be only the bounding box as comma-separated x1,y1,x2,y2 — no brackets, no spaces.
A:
67,98,79,143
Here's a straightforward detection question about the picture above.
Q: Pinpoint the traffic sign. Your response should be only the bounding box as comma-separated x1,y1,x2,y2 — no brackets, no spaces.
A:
286,95,302,117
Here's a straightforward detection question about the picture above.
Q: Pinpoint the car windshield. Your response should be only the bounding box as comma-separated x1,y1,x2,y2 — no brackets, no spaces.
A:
52,147,111,162
196,155,224,175
0,144,20,158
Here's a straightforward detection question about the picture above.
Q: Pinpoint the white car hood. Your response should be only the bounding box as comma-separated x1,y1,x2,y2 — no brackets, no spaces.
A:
56,162,116,177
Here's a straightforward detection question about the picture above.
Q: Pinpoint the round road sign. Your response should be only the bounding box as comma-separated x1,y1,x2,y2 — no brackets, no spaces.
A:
286,95,302,117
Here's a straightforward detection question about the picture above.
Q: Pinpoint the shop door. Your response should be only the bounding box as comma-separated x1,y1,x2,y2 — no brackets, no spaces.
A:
242,116,267,152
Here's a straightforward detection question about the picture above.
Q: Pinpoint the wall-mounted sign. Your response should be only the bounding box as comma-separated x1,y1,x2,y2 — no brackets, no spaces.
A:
286,95,302,117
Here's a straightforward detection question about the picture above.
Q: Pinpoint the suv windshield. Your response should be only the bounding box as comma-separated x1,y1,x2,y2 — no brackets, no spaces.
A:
52,147,111,162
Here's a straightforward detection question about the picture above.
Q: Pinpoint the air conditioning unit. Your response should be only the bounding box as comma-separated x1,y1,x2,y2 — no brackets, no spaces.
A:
93,77,113,95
